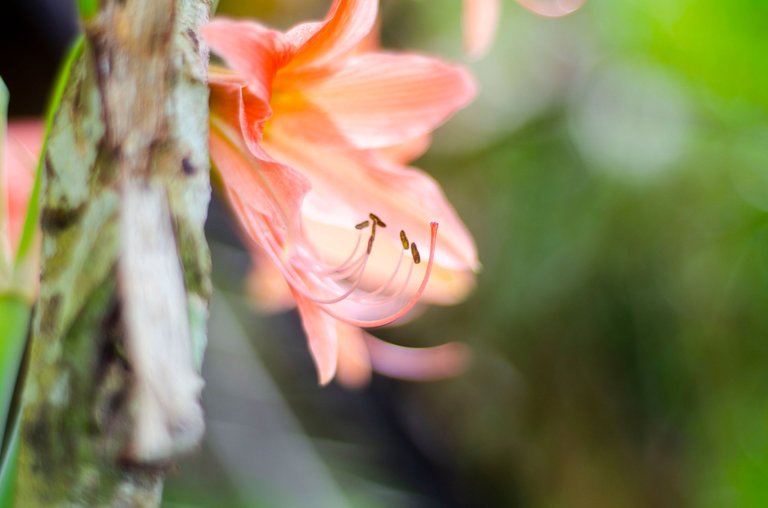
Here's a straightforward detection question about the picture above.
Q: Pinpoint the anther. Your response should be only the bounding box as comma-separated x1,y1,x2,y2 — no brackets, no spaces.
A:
355,220,370,230
411,242,421,264
369,212,387,228
367,235,375,255
400,230,409,250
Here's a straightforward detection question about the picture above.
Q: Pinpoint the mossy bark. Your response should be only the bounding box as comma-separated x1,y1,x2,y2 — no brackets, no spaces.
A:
15,0,211,506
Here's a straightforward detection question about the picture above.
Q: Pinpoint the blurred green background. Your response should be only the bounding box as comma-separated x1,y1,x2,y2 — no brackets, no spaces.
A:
4,0,768,506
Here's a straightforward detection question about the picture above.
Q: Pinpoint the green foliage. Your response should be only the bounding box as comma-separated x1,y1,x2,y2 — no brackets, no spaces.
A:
0,416,20,508
0,300,28,508
0,77,7,279
77,0,99,21
0,299,29,444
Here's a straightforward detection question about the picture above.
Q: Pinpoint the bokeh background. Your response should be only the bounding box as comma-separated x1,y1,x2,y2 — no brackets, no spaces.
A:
3,0,768,506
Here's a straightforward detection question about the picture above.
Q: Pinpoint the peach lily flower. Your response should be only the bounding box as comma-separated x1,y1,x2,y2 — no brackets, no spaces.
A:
204,0,478,386
463,0,500,59
1,120,42,297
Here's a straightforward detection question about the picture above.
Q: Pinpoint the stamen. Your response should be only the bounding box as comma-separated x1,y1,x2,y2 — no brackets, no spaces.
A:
355,220,370,230
318,222,440,328
294,228,364,277
411,242,421,264
361,253,414,303
400,230,409,250
369,212,387,228
367,250,406,298
258,225,372,305
244,203,438,324
304,255,372,304
247,210,372,304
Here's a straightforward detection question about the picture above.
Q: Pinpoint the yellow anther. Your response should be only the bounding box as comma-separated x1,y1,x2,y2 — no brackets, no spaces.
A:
400,230,409,250
369,212,387,228
410,242,421,264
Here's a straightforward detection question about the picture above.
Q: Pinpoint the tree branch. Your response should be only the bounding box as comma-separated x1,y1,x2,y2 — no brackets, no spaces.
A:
15,0,211,505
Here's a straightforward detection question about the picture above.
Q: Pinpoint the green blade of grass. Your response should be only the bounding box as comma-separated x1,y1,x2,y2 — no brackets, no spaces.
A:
0,298,28,447
0,299,25,508
0,412,20,508
0,78,9,281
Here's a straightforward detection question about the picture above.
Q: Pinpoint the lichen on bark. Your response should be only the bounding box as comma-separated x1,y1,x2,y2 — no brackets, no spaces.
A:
15,0,212,506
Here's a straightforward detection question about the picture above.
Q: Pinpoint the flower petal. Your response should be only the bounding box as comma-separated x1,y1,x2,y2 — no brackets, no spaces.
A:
247,250,295,312
464,0,500,59
210,117,310,243
364,334,471,381
210,73,272,138
266,133,478,269
4,121,42,252
263,133,478,304
203,18,289,102
293,290,339,385
377,134,432,165
280,53,476,149
335,323,372,389
284,0,378,72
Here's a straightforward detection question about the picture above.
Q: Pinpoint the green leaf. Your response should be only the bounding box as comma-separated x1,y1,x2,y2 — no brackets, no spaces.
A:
0,77,9,281
0,410,20,508
0,297,28,508
77,0,100,21
0,298,28,446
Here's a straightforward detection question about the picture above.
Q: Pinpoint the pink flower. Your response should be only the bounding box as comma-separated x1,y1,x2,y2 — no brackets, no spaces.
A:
3,122,41,249
463,0,500,59
204,0,478,386
1,120,42,292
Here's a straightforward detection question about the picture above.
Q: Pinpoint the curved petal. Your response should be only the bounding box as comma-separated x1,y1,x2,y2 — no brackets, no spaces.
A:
210,118,310,244
293,290,339,385
282,53,476,149
284,0,377,73
335,323,372,389
210,73,272,138
377,134,432,165
464,0,500,59
247,250,295,312
364,334,471,381
203,18,290,102
266,100,351,148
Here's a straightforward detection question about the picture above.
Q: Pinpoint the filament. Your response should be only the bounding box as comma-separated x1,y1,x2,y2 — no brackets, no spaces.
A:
236,196,439,326
317,222,439,328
